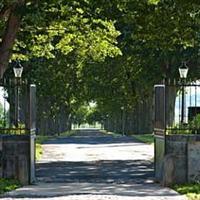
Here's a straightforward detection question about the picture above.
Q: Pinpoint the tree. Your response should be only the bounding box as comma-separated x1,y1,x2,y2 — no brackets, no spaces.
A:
0,0,27,77
2,0,200,134
80,0,200,133
9,0,122,134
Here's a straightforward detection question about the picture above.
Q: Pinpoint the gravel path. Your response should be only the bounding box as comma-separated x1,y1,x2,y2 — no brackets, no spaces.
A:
2,129,186,200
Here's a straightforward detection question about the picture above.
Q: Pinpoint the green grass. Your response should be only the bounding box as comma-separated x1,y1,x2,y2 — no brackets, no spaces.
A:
173,183,200,200
0,178,21,194
35,135,52,161
36,143,43,161
59,130,76,137
102,130,154,144
132,134,154,144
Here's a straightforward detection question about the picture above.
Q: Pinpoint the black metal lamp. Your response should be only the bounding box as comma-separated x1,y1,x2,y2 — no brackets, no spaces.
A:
13,62,23,78
179,62,188,79
179,62,188,124
121,106,125,136
13,61,23,128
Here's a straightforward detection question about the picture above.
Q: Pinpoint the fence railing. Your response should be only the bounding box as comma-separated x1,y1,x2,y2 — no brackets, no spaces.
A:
164,80,200,134
0,79,29,135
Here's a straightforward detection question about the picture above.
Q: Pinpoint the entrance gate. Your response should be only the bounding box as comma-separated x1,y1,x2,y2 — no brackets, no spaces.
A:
0,80,36,184
154,81,200,184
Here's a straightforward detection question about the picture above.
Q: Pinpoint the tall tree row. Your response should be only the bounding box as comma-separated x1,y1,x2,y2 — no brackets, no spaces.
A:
82,0,200,134
2,0,121,134
0,0,200,134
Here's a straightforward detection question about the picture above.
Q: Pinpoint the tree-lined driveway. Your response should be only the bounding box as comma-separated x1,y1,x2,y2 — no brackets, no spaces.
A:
37,129,154,184
3,129,186,200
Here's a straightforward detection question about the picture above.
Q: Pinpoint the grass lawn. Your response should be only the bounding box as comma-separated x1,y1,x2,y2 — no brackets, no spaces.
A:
0,178,21,194
173,183,200,200
102,130,154,144
36,135,51,160
132,134,154,144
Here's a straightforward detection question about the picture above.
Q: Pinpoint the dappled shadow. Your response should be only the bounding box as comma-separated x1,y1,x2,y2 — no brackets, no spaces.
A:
36,160,154,184
43,135,144,145
2,130,183,199
1,135,184,199
9,159,182,198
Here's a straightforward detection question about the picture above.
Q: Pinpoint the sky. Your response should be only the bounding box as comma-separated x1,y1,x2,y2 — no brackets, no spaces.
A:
175,85,200,124
0,87,9,111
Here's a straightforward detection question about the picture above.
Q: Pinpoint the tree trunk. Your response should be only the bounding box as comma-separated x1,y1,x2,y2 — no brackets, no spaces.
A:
0,1,25,78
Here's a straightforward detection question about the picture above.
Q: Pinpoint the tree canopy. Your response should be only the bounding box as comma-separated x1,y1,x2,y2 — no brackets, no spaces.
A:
0,0,200,134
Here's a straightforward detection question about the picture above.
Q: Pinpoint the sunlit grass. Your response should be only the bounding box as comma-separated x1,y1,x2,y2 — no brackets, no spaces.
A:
0,178,21,194
36,143,43,161
132,134,154,144
173,183,200,200
102,130,154,143
59,130,76,136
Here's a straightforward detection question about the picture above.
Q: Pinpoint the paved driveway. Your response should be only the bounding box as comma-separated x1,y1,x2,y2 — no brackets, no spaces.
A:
2,129,186,200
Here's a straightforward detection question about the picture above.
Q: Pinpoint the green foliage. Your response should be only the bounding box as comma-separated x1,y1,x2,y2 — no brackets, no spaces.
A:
189,114,200,130
166,125,193,135
9,1,122,129
173,183,200,200
132,134,154,144
59,130,76,137
12,1,122,62
0,178,21,194
148,0,160,5
0,103,5,127
72,105,89,125
187,194,200,200
86,106,103,125
36,143,42,161
2,0,200,135
166,114,200,135
35,135,50,160
79,0,200,120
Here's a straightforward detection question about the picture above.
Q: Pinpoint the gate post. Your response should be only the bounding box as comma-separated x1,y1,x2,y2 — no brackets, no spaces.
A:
27,84,36,183
154,85,166,182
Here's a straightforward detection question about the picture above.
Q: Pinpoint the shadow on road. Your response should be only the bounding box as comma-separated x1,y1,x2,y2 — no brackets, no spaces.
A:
43,135,144,145
2,130,185,199
36,160,154,184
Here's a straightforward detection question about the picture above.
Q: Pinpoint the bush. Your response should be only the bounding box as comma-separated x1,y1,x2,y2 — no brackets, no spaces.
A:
0,178,21,194
173,183,200,200
189,114,200,133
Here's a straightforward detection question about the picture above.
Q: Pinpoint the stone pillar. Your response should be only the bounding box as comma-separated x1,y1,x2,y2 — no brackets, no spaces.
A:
2,135,30,185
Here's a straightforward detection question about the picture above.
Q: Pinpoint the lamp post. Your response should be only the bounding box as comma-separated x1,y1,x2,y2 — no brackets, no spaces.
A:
105,114,109,130
179,62,188,124
13,62,23,127
121,106,125,136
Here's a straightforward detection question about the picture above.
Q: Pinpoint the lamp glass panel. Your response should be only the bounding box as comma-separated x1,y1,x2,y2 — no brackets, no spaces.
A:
13,67,23,78
179,68,188,79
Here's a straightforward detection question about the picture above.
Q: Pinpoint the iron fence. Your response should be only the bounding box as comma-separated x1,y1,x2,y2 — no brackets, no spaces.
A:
164,79,200,134
0,78,29,135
